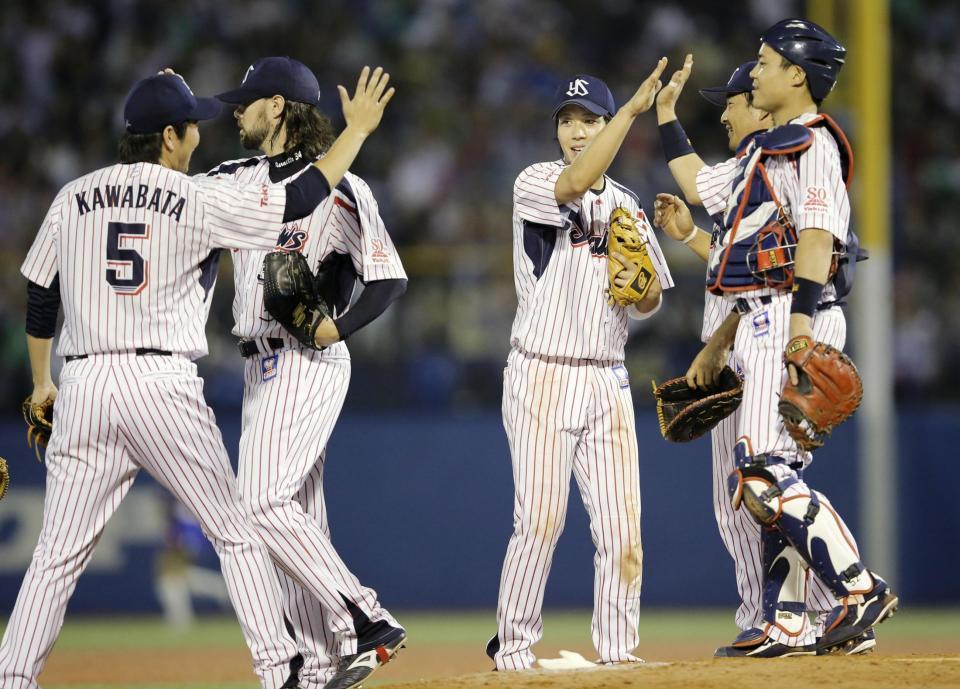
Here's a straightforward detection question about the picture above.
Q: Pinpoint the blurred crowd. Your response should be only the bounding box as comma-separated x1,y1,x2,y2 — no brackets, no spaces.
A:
0,0,956,411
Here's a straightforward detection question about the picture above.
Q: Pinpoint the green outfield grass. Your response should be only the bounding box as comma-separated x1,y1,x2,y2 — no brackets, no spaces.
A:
23,608,960,689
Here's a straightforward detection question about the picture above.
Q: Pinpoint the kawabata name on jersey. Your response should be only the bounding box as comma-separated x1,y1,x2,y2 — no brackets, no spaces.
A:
74,183,187,221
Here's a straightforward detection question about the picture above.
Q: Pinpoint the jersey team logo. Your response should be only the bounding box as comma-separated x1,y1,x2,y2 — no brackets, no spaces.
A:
803,186,829,211
566,78,590,97
571,207,649,260
370,238,390,263
276,224,307,251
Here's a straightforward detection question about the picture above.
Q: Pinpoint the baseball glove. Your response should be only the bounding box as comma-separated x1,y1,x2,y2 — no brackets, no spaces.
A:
262,251,331,350
607,206,656,307
0,457,8,501
22,396,54,461
778,336,863,451
652,366,744,442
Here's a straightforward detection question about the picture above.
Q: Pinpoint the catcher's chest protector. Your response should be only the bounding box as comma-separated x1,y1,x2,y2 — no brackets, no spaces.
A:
706,115,853,296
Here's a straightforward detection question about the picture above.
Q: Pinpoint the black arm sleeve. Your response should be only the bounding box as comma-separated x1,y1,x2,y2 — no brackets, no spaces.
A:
333,278,407,340
283,166,332,223
26,275,61,339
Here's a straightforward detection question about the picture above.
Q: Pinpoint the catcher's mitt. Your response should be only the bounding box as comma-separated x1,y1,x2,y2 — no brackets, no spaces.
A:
652,366,744,442
778,336,863,451
0,457,8,501
607,206,656,307
262,251,331,350
22,396,54,462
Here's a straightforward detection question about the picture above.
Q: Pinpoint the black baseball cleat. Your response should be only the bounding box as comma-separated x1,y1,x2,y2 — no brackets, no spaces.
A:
817,628,876,656
322,626,406,689
714,631,817,658
819,576,898,652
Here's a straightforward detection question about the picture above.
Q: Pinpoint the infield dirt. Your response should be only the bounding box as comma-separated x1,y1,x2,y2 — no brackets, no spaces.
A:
39,638,960,688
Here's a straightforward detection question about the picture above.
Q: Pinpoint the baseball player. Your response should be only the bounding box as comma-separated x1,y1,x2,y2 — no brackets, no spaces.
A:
486,60,675,670
657,19,897,657
655,57,872,656
654,55,776,651
210,57,408,689
2,68,393,689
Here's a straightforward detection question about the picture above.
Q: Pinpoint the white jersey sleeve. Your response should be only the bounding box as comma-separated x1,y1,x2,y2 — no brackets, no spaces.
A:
331,176,406,282
636,205,674,290
787,130,849,241
192,172,289,251
513,161,580,227
695,158,740,217
21,188,67,288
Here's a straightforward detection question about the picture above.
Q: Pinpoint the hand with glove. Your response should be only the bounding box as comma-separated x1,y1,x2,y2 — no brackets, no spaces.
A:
0,457,9,500
607,206,660,308
262,251,337,349
779,336,862,451
652,366,743,443
22,385,56,462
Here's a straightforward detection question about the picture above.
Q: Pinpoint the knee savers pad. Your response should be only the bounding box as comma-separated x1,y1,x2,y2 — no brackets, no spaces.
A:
728,466,782,526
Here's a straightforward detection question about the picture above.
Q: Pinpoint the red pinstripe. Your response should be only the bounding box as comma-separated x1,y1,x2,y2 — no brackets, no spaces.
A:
0,355,297,689
238,348,397,663
493,350,643,669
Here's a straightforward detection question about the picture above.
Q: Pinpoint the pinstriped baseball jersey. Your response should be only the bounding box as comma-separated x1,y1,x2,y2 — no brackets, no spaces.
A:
207,158,406,350
510,161,674,360
695,158,739,342
20,162,289,360
210,154,406,677
5,158,315,688
708,113,849,303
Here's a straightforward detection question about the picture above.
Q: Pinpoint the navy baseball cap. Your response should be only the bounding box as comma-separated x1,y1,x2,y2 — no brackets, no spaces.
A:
215,57,321,107
699,61,757,106
123,74,221,135
552,75,616,119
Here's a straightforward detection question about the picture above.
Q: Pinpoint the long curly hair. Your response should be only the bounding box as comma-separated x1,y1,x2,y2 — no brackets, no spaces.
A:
270,101,336,158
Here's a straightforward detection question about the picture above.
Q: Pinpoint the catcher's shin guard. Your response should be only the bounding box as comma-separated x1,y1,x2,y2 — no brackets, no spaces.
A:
728,447,873,600
759,527,811,641
773,490,874,598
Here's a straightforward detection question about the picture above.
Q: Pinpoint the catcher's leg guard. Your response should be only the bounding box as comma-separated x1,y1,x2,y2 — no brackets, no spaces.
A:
775,489,873,598
759,526,812,643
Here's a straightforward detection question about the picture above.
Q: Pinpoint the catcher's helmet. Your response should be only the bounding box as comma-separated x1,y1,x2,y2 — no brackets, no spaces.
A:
760,18,846,101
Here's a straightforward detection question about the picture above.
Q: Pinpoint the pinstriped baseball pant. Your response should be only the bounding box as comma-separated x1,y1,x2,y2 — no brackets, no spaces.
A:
711,395,837,634
0,354,298,689
492,348,643,670
238,348,397,673
732,297,858,645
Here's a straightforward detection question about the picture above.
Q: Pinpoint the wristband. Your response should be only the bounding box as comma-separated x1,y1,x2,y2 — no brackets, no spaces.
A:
790,277,824,317
681,226,699,244
659,120,696,162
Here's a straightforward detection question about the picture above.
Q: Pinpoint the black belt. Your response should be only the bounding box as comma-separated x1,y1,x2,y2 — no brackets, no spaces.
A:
734,295,773,314
237,338,286,358
65,348,172,363
734,295,838,315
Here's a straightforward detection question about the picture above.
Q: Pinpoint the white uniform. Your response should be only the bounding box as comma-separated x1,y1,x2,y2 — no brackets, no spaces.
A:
696,151,835,635
4,162,307,689
711,113,870,646
209,155,406,687
490,160,673,670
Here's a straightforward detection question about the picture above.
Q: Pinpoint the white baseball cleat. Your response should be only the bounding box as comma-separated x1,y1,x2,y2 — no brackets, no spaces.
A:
537,650,597,670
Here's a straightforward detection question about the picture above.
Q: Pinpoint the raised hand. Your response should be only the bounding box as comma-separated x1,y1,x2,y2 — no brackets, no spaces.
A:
622,57,669,116
653,193,694,242
656,54,693,116
338,66,395,137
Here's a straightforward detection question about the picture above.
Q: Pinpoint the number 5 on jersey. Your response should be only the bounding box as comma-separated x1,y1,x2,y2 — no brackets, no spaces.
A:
106,221,149,295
